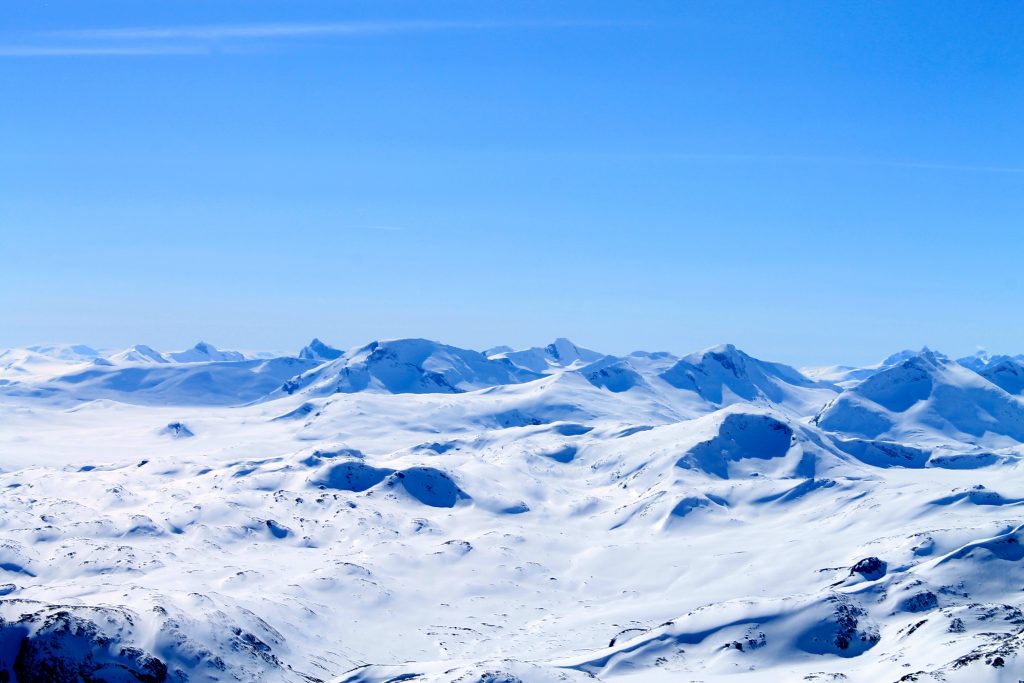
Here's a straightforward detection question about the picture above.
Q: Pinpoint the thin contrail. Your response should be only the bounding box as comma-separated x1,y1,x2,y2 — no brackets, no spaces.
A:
0,19,624,57
632,152,1024,175
42,19,621,41
0,45,208,57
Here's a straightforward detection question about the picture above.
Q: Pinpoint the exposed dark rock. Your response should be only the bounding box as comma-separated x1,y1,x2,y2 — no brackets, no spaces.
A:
900,591,939,613
850,557,887,581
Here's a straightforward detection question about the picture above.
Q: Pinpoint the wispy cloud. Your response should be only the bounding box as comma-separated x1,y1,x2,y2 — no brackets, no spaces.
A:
869,160,1024,175
634,152,1024,175
0,45,208,57
46,19,608,41
0,19,618,57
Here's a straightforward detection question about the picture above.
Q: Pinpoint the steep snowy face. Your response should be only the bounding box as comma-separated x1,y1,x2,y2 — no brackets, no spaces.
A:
658,343,837,414
165,341,246,363
297,338,343,362
815,350,1024,444
284,338,544,395
490,338,604,374
980,358,1024,396
107,344,169,364
578,356,647,393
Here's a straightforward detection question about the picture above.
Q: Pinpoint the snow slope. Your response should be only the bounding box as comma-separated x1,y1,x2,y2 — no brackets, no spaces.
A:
0,338,1022,682
815,349,1024,446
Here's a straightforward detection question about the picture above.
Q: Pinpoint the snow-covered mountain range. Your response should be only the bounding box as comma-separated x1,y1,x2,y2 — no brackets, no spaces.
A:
0,337,1022,681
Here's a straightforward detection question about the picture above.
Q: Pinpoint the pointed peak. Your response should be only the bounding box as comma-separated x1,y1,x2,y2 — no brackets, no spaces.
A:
544,338,579,361
299,338,343,361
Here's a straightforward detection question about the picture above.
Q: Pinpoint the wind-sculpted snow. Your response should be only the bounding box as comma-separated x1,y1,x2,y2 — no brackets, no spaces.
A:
0,339,1023,681
675,412,795,478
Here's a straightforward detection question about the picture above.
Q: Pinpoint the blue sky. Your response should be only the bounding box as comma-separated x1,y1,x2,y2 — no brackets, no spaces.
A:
2,1,1022,365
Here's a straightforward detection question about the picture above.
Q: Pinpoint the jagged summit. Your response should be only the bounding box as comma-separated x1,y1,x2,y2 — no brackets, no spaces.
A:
298,338,343,362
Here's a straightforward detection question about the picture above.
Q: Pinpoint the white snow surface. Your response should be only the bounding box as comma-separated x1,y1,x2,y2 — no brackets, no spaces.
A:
0,339,1022,681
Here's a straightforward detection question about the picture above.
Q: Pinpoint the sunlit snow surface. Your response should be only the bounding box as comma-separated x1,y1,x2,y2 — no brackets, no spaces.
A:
1,339,1023,681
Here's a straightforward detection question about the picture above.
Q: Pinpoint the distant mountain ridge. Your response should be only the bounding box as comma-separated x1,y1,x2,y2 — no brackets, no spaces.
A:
283,338,544,396
1,338,1022,447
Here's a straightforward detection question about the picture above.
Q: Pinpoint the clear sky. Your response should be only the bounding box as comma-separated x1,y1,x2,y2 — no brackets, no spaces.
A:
2,1,1022,366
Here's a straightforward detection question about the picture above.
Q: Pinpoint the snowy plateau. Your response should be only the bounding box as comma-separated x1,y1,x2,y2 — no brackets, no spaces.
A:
1,338,1024,683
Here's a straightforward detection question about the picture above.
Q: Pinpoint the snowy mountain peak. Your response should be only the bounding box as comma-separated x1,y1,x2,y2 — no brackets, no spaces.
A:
815,348,1024,443
166,341,246,363
880,346,948,367
108,344,168,364
544,337,599,364
659,344,835,412
806,347,953,387
491,338,604,374
298,337,343,361
685,343,747,374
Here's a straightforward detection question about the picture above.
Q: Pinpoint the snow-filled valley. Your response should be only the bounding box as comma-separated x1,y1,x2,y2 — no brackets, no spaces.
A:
1,338,1023,682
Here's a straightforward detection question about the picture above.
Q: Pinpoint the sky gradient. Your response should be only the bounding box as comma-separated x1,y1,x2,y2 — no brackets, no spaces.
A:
2,1,1022,365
